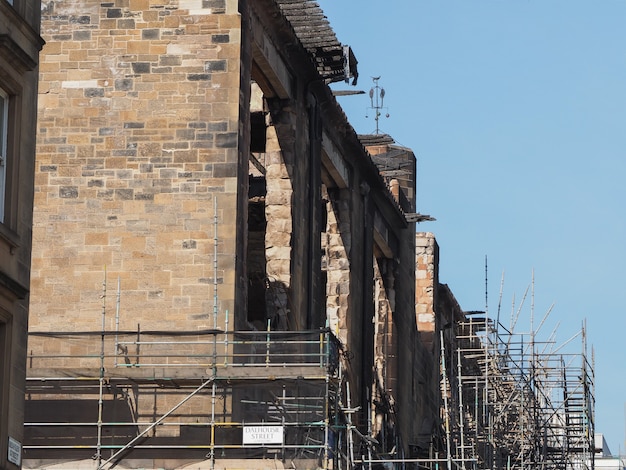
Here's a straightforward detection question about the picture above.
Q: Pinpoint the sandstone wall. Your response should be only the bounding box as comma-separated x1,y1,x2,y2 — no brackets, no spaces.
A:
31,0,242,338
416,232,439,351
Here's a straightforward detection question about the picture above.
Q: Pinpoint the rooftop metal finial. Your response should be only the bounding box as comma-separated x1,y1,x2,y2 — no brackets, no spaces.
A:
365,76,389,134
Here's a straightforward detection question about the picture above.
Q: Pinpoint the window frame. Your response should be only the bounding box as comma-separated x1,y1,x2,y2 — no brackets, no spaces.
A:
0,87,8,223
0,79,22,247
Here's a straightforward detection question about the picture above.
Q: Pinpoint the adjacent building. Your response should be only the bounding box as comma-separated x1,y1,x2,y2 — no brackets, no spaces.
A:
0,0,43,467
594,434,626,470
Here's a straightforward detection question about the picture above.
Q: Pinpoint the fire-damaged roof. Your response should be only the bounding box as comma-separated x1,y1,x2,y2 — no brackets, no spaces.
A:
275,0,358,84
358,133,396,147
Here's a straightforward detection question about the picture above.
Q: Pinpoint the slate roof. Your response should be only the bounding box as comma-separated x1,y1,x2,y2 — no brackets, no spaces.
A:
275,0,359,84
358,133,396,147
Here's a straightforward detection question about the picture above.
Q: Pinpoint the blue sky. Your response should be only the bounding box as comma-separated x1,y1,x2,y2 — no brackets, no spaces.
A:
319,0,626,455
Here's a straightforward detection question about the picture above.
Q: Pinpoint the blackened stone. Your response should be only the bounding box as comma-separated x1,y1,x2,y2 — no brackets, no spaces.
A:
85,88,104,98
132,62,150,74
106,8,122,18
188,74,210,81
215,132,237,148
60,186,78,198
115,79,133,91
204,60,226,72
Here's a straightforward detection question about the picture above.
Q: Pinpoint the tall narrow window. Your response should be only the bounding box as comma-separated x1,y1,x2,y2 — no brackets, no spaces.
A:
0,89,7,223
0,319,5,379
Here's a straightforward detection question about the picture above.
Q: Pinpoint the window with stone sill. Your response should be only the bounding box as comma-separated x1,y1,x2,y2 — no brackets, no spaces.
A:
0,88,7,224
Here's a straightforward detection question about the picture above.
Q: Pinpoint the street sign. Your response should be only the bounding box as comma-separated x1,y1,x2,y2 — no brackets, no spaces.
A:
242,426,284,445
8,437,21,466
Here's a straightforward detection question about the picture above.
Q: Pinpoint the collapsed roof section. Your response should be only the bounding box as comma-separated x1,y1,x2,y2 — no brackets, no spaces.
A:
275,0,358,85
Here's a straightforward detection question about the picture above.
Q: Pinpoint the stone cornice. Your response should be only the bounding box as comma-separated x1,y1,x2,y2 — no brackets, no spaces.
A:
0,34,37,72
0,267,29,301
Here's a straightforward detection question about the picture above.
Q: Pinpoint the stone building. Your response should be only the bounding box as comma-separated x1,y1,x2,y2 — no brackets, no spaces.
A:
0,0,43,467
24,0,458,468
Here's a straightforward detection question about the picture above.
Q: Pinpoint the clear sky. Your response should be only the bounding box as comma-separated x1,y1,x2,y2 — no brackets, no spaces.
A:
319,0,626,456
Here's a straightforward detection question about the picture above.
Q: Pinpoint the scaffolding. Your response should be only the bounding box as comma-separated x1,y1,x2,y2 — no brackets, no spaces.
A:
24,310,595,470
24,286,595,470
437,307,595,470
24,326,356,469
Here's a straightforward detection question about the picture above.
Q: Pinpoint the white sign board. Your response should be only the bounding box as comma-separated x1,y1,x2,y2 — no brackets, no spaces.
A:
243,425,284,445
8,437,21,466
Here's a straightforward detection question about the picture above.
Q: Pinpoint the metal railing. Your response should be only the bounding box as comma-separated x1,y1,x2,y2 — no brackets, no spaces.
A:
24,328,342,469
27,328,340,372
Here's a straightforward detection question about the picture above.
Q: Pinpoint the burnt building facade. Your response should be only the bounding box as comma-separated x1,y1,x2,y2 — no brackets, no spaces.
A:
25,1,454,468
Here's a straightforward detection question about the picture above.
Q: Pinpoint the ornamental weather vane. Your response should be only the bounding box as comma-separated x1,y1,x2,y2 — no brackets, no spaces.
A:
366,76,389,134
